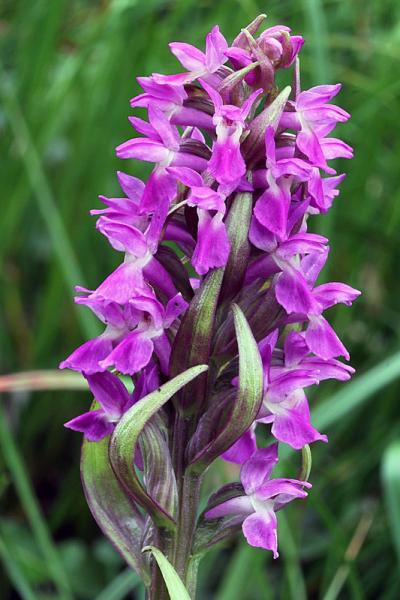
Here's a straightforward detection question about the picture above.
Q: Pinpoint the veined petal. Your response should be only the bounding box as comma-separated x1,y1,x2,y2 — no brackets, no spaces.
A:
270,393,327,449
205,496,253,519
169,41,206,71
297,84,342,109
100,332,154,375
94,262,145,304
96,218,148,256
59,336,113,374
313,282,361,310
275,264,320,315
242,510,279,558
253,182,290,240
205,25,228,72
222,427,257,464
305,315,350,360
117,171,145,201
192,211,230,275
64,409,114,442
256,478,310,501
85,371,131,418
148,105,180,150
240,444,279,494
116,138,170,162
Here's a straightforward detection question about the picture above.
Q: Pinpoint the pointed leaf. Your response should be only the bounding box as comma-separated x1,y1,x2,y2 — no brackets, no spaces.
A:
109,365,208,530
81,425,149,584
141,418,178,518
220,192,253,304
170,269,224,414
142,546,191,600
242,86,291,165
189,305,263,470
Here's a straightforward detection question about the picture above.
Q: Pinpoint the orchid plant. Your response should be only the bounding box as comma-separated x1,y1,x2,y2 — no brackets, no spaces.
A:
61,15,359,599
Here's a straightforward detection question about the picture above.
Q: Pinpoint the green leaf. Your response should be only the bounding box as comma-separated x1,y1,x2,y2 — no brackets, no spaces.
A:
242,86,292,165
142,546,191,600
81,429,149,585
189,304,263,470
381,440,400,565
170,269,224,414
109,365,208,529
220,192,253,305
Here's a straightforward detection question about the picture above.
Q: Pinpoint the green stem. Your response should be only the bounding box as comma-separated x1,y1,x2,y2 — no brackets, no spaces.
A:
174,471,202,585
148,414,203,599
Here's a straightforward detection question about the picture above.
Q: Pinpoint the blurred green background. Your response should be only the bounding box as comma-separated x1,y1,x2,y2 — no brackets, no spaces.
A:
1,0,400,598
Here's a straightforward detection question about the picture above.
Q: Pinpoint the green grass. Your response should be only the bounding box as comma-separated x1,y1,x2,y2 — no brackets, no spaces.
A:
1,0,400,597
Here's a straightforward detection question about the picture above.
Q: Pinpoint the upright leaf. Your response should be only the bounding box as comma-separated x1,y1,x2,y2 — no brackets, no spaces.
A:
170,269,224,414
242,86,291,165
109,365,208,530
81,432,149,584
140,418,178,519
220,192,253,305
142,546,191,600
189,305,263,470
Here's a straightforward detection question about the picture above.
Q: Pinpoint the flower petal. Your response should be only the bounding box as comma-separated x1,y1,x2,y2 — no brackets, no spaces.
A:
242,510,279,558
64,409,114,442
240,444,279,494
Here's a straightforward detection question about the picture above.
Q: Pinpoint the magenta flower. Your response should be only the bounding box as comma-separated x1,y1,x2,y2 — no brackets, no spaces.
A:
200,79,262,187
153,25,229,87
280,84,351,170
60,289,187,375
206,444,311,557
167,166,230,274
65,365,158,442
253,126,311,239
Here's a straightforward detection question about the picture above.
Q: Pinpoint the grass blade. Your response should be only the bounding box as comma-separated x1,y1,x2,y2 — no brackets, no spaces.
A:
381,440,400,564
0,69,99,339
314,351,400,430
0,402,72,599
95,569,141,600
0,533,39,600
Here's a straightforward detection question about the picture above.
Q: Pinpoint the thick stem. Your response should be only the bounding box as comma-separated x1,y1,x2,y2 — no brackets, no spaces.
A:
168,414,203,597
173,471,202,584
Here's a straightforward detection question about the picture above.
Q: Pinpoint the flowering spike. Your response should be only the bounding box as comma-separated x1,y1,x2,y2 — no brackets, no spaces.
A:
61,16,359,594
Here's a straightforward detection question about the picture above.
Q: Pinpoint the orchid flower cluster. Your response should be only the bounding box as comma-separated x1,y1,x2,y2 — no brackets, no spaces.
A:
61,15,359,598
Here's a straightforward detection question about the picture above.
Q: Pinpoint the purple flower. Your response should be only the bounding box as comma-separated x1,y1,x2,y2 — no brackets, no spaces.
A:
253,126,311,239
98,291,188,375
131,76,214,130
65,365,158,445
280,84,351,171
153,25,229,87
61,19,360,579
200,80,262,187
167,166,230,274
61,289,187,376
206,444,311,557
